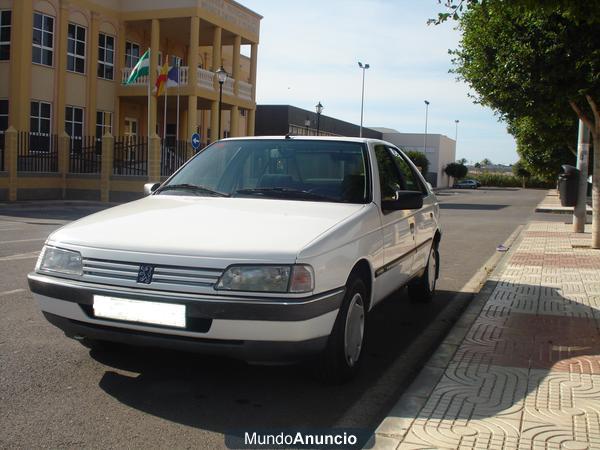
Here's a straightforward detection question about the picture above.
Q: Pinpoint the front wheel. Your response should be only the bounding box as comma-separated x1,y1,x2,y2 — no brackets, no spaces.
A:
408,243,439,302
316,276,367,384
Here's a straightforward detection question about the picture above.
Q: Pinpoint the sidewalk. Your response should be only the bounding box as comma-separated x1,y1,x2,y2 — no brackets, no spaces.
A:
373,221,600,449
535,189,592,214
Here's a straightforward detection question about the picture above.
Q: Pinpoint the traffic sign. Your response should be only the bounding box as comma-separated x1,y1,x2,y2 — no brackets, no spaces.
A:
191,133,201,150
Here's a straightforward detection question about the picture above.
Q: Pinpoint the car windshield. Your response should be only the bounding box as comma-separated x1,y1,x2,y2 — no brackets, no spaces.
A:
158,139,370,203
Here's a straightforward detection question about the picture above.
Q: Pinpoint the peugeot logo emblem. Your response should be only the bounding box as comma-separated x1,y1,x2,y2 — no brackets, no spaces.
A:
137,264,154,284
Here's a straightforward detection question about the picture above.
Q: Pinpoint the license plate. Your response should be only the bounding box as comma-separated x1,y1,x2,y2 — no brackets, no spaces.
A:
93,295,186,328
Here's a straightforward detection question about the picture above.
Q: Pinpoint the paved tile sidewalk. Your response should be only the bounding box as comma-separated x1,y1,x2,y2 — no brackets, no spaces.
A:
374,221,600,449
535,189,592,214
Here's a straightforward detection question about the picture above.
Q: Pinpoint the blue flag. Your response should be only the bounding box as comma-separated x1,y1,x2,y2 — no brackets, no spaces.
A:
167,65,179,87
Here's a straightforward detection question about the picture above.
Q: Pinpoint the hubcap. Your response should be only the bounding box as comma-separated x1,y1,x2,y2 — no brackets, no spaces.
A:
344,293,365,367
428,247,437,291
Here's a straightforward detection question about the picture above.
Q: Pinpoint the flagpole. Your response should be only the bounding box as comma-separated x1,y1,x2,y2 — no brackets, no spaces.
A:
147,49,151,143
176,59,180,143
163,56,168,144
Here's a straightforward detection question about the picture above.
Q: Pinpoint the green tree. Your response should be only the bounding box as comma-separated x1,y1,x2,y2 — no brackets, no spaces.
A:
405,150,430,175
449,2,600,246
445,162,468,180
508,116,576,181
512,159,532,188
457,157,468,165
480,158,491,167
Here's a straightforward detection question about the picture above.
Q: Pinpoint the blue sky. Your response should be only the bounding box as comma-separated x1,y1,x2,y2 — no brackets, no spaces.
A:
241,0,518,165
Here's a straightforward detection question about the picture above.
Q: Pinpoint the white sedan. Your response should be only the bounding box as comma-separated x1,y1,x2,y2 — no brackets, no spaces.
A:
28,137,441,382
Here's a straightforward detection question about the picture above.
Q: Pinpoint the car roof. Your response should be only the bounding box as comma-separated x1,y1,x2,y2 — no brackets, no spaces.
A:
219,135,393,146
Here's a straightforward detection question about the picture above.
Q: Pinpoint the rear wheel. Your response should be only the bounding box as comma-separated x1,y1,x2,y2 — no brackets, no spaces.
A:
408,243,439,302
316,276,367,384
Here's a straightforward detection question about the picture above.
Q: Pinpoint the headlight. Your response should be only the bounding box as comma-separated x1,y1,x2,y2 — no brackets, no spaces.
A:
36,246,83,276
216,264,314,293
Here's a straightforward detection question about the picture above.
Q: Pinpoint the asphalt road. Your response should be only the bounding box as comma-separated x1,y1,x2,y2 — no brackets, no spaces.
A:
0,189,563,449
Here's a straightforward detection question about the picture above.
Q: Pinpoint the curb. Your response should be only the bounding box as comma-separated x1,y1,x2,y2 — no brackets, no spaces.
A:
368,225,525,449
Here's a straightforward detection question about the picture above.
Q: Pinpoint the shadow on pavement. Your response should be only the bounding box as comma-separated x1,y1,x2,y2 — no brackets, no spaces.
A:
90,287,467,442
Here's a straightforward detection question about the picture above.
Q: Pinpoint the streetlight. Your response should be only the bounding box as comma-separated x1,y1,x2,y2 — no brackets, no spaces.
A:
216,65,228,140
454,119,459,151
424,100,430,153
315,101,323,135
358,61,370,137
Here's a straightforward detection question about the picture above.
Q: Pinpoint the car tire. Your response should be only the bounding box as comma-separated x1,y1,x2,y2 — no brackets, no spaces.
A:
316,276,367,384
408,242,439,302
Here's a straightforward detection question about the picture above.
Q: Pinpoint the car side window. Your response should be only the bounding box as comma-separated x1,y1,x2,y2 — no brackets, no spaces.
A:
375,145,403,201
388,147,425,193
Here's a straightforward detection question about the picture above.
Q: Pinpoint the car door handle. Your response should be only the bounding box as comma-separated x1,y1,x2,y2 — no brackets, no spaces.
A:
409,222,415,233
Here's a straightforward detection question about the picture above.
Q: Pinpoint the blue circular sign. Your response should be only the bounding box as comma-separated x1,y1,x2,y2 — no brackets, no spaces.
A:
191,133,201,150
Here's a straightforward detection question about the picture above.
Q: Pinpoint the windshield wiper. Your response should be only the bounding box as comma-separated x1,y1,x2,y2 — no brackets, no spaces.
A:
158,183,229,197
234,187,336,202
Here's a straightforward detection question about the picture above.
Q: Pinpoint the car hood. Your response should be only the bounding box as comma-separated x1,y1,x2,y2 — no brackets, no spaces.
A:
48,196,366,261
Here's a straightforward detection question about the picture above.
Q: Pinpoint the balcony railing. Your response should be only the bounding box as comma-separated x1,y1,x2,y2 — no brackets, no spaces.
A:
238,81,252,100
120,67,253,101
223,78,234,95
197,68,215,90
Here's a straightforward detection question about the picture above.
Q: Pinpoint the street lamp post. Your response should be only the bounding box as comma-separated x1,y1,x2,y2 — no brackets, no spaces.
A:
315,101,323,135
424,100,430,153
358,61,370,138
216,66,228,140
454,119,459,148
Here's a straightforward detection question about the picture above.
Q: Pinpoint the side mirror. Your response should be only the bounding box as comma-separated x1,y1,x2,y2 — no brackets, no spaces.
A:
144,182,161,196
382,190,424,211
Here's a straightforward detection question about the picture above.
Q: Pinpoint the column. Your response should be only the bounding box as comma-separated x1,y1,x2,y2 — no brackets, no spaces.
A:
230,105,239,137
187,16,199,139
210,100,219,141
54,2,69,136
9,0,33,130
232,35,241,95
113,21,127,136
246,108,255,136
58,132,70,198
5,127,17,201
249,43,258,100
87,11,100,136
149,19,160,137
212,26,222,90
100,132,114,202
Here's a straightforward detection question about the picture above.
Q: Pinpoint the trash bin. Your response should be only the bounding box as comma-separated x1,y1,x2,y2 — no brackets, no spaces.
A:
557,164,579,207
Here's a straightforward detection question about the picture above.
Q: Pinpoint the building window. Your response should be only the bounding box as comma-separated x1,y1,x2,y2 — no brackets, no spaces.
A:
32,12,54,66
67,23,86,74
0,10,11,61
30,101,52,152
96,110,112,137
170,55,182,68
65,106,84,140
0,99,7,132
125,41,140,68
97,33,114,80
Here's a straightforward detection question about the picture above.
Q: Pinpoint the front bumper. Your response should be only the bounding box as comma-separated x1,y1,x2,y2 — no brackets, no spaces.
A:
28,272,344,361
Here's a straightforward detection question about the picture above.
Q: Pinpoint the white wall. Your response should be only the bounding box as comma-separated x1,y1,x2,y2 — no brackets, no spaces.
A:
378,131,456,188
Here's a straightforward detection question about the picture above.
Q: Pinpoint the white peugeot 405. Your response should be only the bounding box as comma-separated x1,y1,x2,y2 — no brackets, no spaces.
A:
28,137,441,382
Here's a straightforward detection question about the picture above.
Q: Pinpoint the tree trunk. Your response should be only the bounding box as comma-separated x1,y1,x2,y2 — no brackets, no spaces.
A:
593,128,600,248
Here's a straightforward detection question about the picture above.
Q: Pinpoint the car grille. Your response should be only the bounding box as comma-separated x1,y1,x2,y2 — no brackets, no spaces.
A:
81,258,223,293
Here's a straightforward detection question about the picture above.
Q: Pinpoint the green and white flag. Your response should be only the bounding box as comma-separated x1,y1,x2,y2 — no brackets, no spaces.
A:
125,49,150,85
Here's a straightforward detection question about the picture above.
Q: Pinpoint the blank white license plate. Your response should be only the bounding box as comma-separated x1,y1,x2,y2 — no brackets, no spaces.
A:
93,295,186,328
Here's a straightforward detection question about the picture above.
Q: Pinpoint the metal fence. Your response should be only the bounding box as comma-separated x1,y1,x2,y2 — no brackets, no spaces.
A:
17,132,59,172
160,139,189,177
113,136,148,176
69,136,101,174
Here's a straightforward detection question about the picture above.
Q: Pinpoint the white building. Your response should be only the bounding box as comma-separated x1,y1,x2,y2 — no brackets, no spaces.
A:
373,128,456,188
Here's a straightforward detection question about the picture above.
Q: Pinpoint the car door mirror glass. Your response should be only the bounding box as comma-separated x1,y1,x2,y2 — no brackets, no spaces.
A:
381,190,424,211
